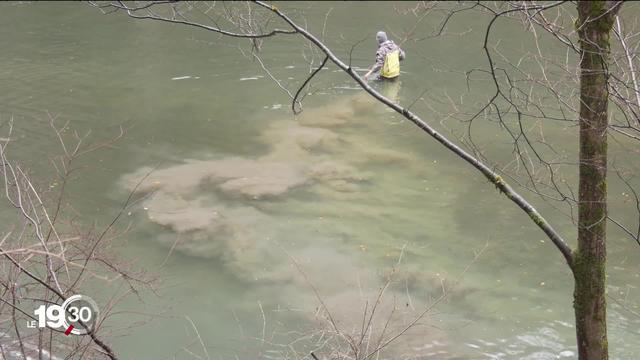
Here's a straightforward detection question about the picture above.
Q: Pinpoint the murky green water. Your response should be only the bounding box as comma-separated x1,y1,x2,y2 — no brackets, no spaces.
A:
1,2,639,359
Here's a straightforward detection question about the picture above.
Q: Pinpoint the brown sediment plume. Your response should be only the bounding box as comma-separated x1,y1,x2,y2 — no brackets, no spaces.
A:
294,92,376,128
314,288,451,358
120,92,426,280
262,120,340,159
277,252,452,358
119,92,460,355
309,160,372,182
354,145,417,165
146,192,225,233
122,157,308,200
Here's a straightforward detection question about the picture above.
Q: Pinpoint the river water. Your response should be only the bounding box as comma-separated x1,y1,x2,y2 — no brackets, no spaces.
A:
1,2,639,359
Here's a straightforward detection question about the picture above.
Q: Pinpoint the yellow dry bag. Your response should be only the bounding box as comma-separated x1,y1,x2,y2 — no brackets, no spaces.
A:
381,50,400,78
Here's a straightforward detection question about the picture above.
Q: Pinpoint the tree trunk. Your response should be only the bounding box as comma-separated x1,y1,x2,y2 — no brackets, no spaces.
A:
574,2,620,359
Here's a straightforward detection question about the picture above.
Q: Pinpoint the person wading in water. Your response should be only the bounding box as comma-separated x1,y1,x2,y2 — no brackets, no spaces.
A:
363,31,405,81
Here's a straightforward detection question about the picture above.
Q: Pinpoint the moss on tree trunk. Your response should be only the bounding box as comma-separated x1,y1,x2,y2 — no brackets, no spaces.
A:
574,2,620,359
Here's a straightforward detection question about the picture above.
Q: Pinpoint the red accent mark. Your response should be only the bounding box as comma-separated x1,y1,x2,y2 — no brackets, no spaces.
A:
64,325,74,336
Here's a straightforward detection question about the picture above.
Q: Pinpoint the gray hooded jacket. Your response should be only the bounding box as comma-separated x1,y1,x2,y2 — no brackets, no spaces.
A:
370,31,405,76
